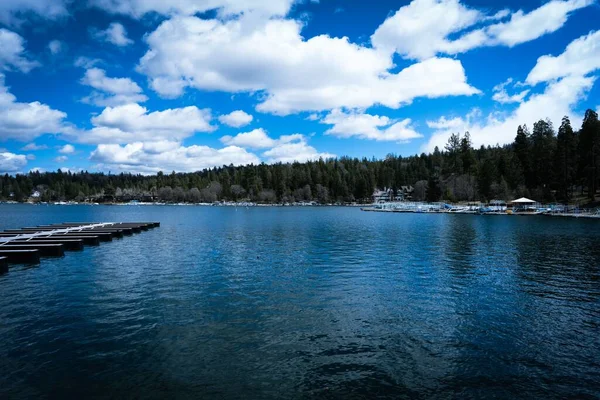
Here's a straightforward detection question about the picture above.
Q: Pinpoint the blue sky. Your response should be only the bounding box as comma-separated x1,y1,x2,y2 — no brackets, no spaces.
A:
0,0,599,174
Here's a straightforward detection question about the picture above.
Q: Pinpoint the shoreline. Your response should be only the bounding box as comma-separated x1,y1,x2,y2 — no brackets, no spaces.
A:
0,201,371,207
361,206,600,219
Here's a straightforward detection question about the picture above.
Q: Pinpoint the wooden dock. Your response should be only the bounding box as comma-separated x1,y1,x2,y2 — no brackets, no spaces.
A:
0,222,159,273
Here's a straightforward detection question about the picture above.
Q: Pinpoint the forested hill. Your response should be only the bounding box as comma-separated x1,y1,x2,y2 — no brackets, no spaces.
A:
2,110,600,205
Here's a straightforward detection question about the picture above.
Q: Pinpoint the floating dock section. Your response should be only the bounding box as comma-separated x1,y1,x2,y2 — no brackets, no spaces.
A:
0,222,159,273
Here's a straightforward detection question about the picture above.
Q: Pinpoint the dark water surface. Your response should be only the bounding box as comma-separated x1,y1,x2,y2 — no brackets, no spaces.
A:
1,204,599,399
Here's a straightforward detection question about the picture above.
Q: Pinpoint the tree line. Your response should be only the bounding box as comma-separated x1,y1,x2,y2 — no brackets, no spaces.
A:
1,109,599,205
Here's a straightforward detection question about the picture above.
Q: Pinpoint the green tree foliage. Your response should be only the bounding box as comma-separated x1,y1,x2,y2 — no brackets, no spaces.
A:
2,110,600,204
554,116,578,200
578,110,600,200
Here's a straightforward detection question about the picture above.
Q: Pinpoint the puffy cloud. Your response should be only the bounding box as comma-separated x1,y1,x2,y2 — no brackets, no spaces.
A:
76,103,214,144
90,142,260,173
48,39,65,55
220,128,334,162
0,0,69,26
492,78,530,104
220,128,305,149
94,22,133,47
218,110,253,127
486,0,592,47
54,155,68,163
59,144,75,154
0,73,67,141
21,143,48,151
262,136,335,163
322,109,423,142
220,128,275,149
80,68,148,106
137,15,478,114
0,152,27,173
0,29,39,72
371,0,591,60
371,0,484,60
526,30,600,85
424,75,595,152
89,0,295,18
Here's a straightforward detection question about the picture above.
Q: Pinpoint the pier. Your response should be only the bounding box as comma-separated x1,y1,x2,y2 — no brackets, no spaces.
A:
0,222,160,273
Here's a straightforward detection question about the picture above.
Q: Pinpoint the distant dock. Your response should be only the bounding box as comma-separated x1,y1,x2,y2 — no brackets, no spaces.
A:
0,222,159,272
361,202,600,219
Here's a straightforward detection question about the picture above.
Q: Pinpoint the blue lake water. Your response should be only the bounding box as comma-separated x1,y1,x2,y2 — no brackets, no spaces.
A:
0,204,599,399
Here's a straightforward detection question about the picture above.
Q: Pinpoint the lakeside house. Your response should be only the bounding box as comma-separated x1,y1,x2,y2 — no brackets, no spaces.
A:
372,186,414,203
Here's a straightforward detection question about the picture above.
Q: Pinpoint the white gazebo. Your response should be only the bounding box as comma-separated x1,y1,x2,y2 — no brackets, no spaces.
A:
511,197,536,205
511,197,538,213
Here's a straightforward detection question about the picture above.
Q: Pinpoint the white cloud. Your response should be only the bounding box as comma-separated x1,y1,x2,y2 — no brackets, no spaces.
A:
95,22,133,47
426,116,467,130
424,75,595,152
371,0,484,60
74,56,101,69
218,110,253,127
54,155,68,163
492,78,530,104
90,142,260,173
220,128,275,149
137,15,478,115
75,103,214,144
89,0,295,19
80,68,148,107
527,30,600,85
0,152,27,173
220,129,305,150
371,0,591,60
0,28,39,72
59,144,75,154
48,39,65,55
0,0,69,26
0,73,67,141
262,136,335,163
321,109,423,142
486,0,592,47
220,128,333,162
21,143,48,151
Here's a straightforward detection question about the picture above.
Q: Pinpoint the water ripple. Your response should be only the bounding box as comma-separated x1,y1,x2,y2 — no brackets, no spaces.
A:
0,206,599,398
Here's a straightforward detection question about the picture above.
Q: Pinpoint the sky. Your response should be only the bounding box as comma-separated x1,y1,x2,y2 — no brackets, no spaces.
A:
0,0,599,175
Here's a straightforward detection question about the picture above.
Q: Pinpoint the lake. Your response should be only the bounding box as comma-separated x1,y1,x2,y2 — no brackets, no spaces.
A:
0,204,599,399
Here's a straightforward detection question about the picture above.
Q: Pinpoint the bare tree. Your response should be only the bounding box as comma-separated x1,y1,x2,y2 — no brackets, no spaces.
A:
413,180,427,201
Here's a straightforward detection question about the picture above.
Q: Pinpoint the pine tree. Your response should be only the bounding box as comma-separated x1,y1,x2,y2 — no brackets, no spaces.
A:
514,125,532,187
531,119,556,197
553,116,578,201
426,173,442,202
578,109,600,200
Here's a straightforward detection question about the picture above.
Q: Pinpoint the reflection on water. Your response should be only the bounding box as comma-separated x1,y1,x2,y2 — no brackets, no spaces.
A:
0,205,599,399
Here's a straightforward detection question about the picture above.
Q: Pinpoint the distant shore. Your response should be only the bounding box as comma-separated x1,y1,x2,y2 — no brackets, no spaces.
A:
0,200,371,207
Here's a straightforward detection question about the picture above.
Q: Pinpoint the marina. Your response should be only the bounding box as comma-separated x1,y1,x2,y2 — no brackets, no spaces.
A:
361,199,600,219
0,222,159,271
